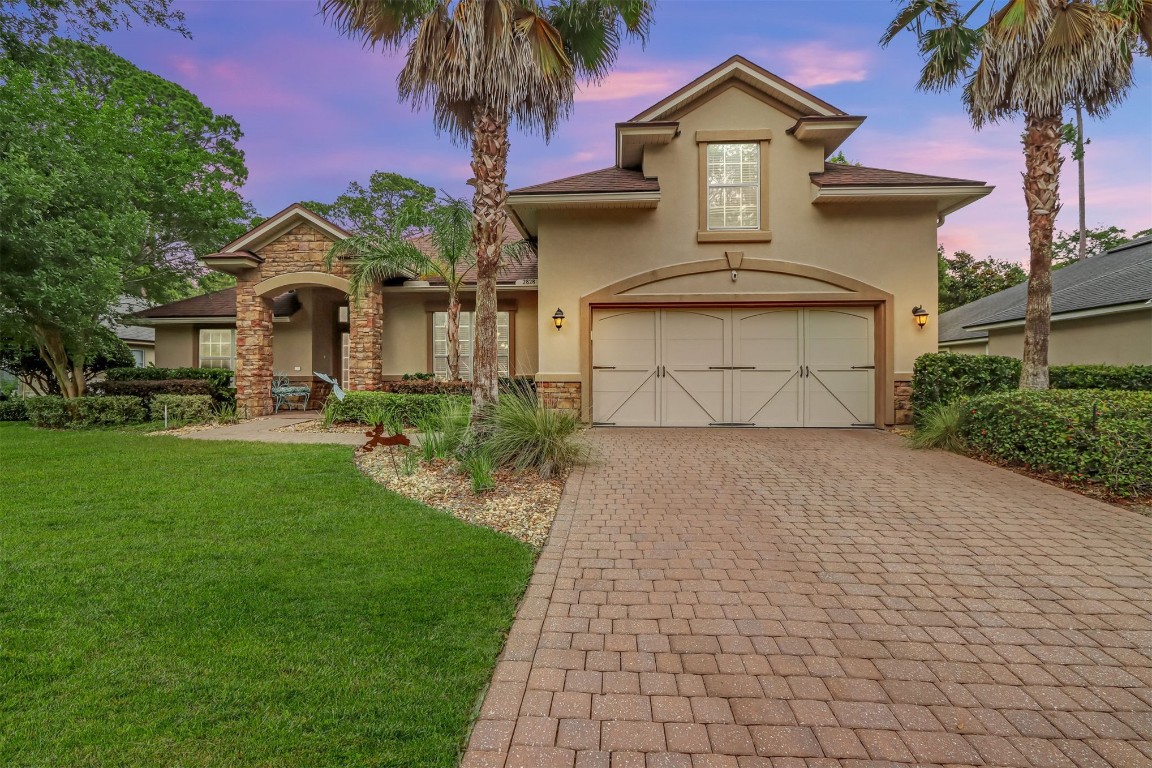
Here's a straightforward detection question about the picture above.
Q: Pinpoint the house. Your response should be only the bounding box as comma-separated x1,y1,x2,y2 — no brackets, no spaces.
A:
939,235,1152,364
132,56,992,425
111,297,155,367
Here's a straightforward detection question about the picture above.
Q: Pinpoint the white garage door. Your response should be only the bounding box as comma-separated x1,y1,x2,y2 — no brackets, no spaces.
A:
592,308,874,427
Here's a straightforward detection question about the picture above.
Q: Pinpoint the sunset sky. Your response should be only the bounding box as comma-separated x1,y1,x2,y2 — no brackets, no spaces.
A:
107,0,1152,265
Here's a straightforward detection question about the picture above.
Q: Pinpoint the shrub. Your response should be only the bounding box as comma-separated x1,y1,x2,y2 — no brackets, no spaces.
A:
480,388,589,479
416,398,470,461
25,396,73,428
74,396,147,426
961,389,1152,497
907,401,966,452
150,394,214,423
214,401,239,424
98,379,215,403
325,391,469,427
26,396,147,428
383,379,470,395
0,399,28,421
1050,365,1152,391
103,367,234,401
911,353,1020,424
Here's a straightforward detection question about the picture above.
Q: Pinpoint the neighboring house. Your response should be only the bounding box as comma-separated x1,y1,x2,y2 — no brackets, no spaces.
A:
132,56,991,424
110,297,155,367
939,235,1152,365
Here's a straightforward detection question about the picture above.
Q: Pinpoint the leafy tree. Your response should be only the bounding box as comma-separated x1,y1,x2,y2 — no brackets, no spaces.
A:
327,196,475,380
827,150,862,166
321,0,653,426
883,0,1150,390
0,0,187,55
302,171,436,239
1052,224,1152,267
0,42,249,396
938,247,1027,311
0,330,133,396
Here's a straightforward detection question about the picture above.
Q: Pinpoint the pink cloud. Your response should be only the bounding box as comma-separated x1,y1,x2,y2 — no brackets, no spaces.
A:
575,68,687,103
776,42,871,87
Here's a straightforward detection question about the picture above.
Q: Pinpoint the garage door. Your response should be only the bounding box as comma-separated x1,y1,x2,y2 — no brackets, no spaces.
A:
592,308,874,427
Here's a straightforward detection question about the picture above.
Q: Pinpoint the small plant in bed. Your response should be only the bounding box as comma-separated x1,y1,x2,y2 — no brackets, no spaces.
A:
480,386,590,479
907,401,967,452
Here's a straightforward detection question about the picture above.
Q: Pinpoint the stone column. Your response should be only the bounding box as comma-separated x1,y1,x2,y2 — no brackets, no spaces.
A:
235,287,274,417
347,285,383,391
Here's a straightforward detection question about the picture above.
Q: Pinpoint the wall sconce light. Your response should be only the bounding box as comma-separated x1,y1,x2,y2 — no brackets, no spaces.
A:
912,305,930,330
552,307,565,331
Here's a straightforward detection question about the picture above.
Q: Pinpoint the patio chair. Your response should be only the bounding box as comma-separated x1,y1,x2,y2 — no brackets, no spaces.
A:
271,373,312,413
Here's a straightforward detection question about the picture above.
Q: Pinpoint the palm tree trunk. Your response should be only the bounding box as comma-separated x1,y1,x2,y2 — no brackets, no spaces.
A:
446,291,462,381
1075,103,1087,262
1019,112,1063,391
469,105,509,424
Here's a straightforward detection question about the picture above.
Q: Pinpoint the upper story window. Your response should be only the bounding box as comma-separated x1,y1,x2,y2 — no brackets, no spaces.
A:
199,328,236,370
706,142,760,230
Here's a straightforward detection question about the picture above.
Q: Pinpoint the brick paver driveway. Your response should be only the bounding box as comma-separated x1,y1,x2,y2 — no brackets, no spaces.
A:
463,429,1152,768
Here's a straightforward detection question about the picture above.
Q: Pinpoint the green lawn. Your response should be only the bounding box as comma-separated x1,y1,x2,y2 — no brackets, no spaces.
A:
0,424,534,768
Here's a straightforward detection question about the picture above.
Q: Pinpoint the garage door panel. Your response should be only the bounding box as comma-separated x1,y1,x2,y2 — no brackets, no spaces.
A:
663,370,726,426
732,310,802,368
594,370,659,425
806,370,873,426
593,310,659,367
662,310,727,367
734,370,802,426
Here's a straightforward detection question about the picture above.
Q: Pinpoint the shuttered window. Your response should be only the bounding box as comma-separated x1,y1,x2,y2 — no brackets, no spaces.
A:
706,143,760,230
433,311,510,380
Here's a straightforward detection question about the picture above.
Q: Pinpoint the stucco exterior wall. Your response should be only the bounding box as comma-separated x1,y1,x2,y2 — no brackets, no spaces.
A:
534,86,940,384
987,310,1152,365
154,326,197,368
940,339,989,356
379,288,540,378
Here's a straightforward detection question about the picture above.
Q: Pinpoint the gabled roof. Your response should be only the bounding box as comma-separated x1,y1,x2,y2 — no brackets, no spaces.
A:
509,167,660,196
220,203,351,253
415,220,539,286
939,236,1152,342
631,55,846,122
132,288,301,321
109,297,155,343
811,163,985,188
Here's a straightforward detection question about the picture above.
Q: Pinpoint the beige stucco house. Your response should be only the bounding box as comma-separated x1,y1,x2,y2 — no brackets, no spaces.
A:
133,56,992,424
939,235,1152,365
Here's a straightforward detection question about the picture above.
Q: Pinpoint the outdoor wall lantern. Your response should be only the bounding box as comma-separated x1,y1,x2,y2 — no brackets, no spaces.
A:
912,305,930,329
552,308,565,330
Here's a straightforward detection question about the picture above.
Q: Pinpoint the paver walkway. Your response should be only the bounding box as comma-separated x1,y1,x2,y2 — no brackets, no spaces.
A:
179,411,365,445
463,428,1152,768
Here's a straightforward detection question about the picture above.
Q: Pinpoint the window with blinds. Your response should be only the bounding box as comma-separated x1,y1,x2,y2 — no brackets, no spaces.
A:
433,311,510,380
198,328,236,370
706,142,760,230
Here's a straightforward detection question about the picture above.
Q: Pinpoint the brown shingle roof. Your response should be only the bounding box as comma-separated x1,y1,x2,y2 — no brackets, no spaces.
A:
509,167,660,196
412,219,538,285
811,162,985,187
133,288,300,320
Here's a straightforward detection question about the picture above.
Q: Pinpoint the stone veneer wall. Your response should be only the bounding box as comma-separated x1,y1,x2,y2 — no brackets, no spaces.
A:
235,222,382,417
537,381,581,416
894,378,913,426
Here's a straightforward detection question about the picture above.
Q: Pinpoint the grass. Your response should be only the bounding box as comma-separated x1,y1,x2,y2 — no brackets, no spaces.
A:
0,423,534,768
907,401,967,452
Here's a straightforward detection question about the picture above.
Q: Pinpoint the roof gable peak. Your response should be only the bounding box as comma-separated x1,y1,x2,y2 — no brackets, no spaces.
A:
631,55,847,123
221,203,352,254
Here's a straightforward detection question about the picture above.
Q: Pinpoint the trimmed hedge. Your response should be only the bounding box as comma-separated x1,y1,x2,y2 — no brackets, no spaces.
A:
381,377,537,395
325,391,469,426
960,389,1152,497
150,394,214,423
103,366,234,401
912,353,1152,423
1050,365,1152,391
0,400,27,421
98,379,215,402
26,395,146,428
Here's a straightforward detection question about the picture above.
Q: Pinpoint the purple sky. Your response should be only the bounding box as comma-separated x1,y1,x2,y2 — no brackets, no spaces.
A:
108,0,1152,265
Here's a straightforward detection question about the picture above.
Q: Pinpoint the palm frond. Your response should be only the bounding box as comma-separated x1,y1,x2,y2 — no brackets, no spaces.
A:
1103,0,1152,50
319,0,437,48
881,0,962,46
917,22,983,91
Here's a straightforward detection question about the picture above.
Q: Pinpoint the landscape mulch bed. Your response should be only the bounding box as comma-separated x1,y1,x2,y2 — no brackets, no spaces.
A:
356,450,565,548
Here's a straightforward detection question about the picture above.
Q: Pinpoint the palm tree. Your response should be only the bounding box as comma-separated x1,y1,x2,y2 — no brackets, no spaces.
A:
320,0,653,421
327,196,474,380
882,0,1149,389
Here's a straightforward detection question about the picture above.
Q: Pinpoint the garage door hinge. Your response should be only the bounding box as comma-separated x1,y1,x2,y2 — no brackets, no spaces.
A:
592,365,616,370
851,365,875,369
592,421,616,426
